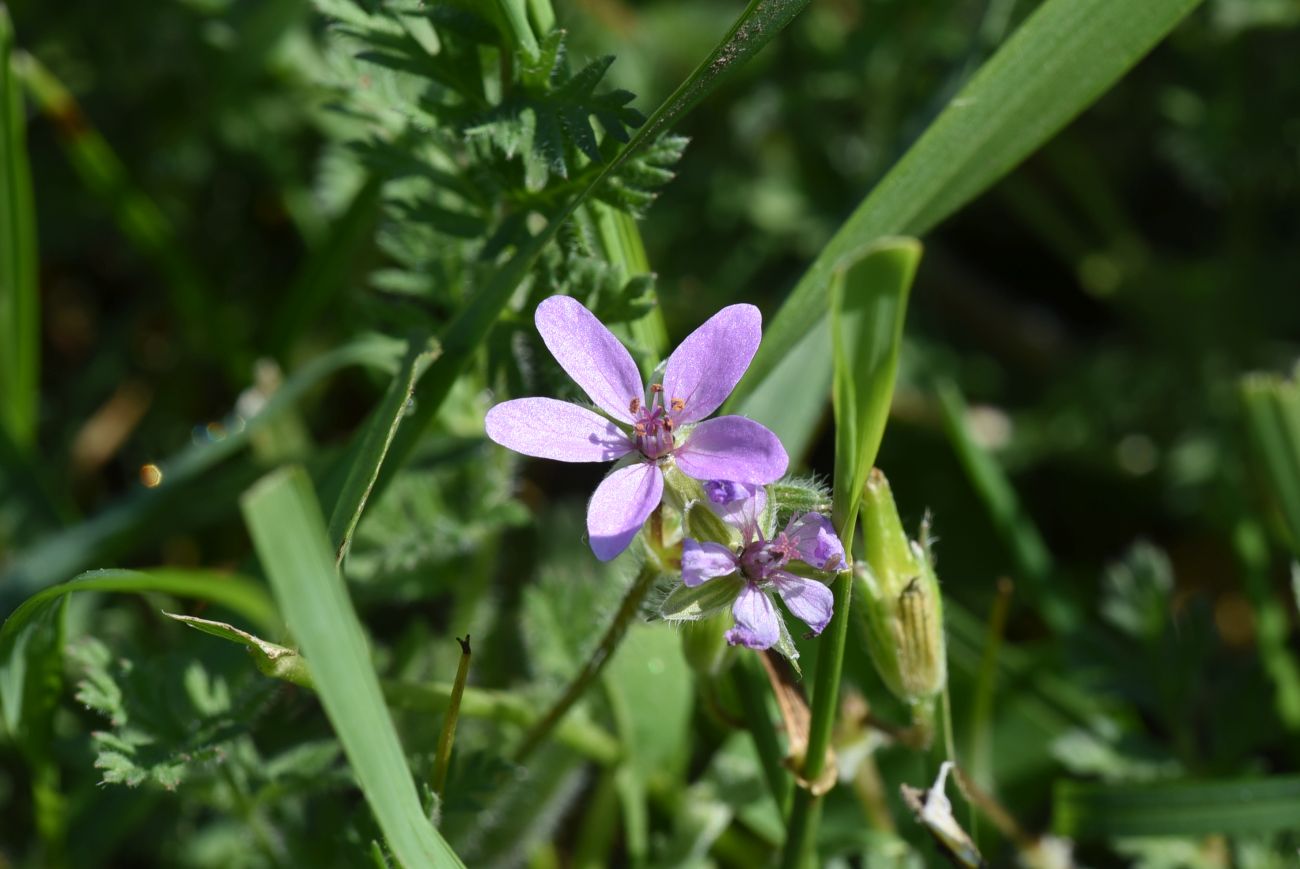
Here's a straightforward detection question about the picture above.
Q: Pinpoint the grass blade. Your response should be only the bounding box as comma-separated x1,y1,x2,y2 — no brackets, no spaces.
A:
728,0,1202,420
829,237,921,537
0,5,39,447
241,466,464,868
1053,776,1300,839
1240,371,1300,556
327,336,440,565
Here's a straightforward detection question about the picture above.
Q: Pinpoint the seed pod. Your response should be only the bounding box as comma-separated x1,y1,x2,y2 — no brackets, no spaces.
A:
854,469,947,706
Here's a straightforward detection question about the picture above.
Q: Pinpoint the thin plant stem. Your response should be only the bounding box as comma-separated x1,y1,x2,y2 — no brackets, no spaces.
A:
779,568,854,869
432,635,472,799
513,562,660,762
733,653,792,812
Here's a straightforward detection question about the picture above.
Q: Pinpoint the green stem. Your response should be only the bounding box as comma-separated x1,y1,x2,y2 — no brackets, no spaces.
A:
432,635,472,798
513,563,660,762
732,655,792,812
779,569,854,869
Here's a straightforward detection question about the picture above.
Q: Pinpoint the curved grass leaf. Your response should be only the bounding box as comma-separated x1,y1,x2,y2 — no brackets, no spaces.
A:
0,6,39,448
241,466,464,868
1240,371,1300,556
1053,776,1300,839
0,568,277,744
728,0,1203,423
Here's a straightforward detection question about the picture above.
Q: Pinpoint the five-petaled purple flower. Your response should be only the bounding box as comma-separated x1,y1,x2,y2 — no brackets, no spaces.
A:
683,481,843,650
485,296,789,561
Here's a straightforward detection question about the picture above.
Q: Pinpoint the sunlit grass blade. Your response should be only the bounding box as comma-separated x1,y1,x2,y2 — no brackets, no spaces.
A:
241,466,464,868
934,380,1075,634
783,239,920,869
9,49,231,377
327,336,440,565
377,0,811,493
830,238,921,537
1240,371,1300,556
0,5,39,447
728,0,1202,421
1053,776,1300,839
0,336,405,613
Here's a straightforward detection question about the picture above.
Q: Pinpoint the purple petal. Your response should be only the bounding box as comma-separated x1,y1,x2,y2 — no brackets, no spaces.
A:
675,416,789,485
535,296,644,422
703,480,766,532
772,572,834,635
786,513,846,571
587,461,663,561
486,398,633,462
681,538,739,587
725,582,780,649
663,304,762,424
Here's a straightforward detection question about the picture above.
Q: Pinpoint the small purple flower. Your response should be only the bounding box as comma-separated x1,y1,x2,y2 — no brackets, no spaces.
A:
681,483,843,651
485,296,789,561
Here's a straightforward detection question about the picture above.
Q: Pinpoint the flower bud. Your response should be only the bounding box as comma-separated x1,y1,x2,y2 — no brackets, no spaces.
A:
854,469,947,707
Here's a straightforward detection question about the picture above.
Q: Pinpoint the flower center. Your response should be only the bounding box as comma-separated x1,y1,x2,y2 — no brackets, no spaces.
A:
738,539,790,582
629,384,682,460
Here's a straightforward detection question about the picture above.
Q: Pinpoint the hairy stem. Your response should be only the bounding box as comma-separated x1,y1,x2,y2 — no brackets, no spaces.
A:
779,568,854,868
513,562,660,762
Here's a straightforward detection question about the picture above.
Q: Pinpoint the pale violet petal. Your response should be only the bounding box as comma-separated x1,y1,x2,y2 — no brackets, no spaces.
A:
772,572,834,635
674,416,789,485
681,538,739,587
662,304,761,424
725,582,780,650
536,295,644,422
587,461,663,561
486,398,632,462
786,513,846,571
703,480,766,531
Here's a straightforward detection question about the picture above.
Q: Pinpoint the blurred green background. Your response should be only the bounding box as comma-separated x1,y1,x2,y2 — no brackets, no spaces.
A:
3,0,1300,866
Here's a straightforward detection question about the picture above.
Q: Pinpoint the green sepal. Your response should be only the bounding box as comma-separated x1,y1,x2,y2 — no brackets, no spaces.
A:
685,500,739,547
660,574,743,622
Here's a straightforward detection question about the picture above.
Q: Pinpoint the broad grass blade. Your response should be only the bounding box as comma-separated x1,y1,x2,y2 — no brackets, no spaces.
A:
830,238,921,538
241,467,464,868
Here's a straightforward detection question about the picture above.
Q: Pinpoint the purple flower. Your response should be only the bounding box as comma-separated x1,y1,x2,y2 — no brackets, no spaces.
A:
485,296,789,561
680,483,843,651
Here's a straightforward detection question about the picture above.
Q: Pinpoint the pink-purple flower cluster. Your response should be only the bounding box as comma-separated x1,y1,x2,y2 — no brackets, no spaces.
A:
683,481,842,651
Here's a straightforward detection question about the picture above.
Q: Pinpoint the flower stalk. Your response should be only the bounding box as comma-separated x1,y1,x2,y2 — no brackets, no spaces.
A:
512,560,661,762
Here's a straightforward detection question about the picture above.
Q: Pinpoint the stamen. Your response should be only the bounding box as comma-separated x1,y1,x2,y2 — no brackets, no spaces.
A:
663,417,674,431
634,423,647,436
629,397,641,415
670,398,685,412
650,384,663,393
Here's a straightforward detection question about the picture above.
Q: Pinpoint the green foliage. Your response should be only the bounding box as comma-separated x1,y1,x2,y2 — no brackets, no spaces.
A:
70,638,270,790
